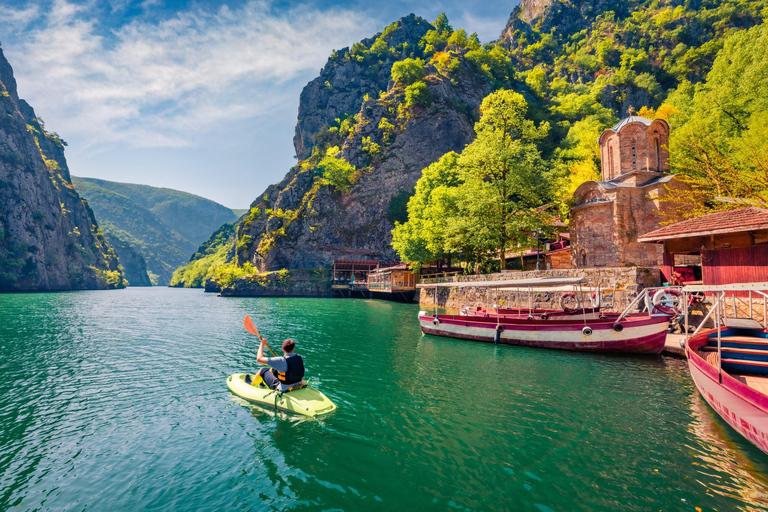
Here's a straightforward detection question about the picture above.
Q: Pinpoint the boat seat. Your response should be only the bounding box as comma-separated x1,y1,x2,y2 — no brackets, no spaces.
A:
733,374,768,395
725,318,765,329
705,336,768,347
701,346,768,356
722,358,768,368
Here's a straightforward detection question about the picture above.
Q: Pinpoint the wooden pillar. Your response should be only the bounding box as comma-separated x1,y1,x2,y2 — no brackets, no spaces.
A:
661,251,674,282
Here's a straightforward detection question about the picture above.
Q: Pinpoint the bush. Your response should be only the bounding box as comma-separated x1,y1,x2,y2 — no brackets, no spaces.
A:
391,58,425,86
404,82,432,108
318,147,356,193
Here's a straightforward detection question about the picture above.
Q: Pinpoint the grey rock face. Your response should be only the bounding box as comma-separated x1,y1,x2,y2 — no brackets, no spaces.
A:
293,14,432,160
240,49,492,272
106,234,152,286
0,48,122,291
499,0,626,46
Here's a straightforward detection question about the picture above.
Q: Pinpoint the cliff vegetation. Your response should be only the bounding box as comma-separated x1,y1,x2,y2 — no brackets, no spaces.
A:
174,1,768,285
0,48,124,291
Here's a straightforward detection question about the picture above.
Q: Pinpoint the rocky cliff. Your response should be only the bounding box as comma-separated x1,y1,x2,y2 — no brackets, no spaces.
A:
0,48,124,291
237,15,496,271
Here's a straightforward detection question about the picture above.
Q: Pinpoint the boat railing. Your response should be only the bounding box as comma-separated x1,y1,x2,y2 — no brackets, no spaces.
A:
615,285,684,323
678,283,768,383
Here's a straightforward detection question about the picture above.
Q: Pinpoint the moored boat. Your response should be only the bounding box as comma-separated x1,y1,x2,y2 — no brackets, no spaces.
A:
419,277,671,353
683,282,768,455
419,311,669,353
459,305,612,321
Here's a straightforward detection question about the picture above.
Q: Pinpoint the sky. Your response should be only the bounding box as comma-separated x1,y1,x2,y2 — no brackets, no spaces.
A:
0,0,519,208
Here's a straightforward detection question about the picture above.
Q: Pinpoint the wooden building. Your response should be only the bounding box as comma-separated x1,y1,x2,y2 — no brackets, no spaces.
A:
367,264,417,302
520,234,571,270
638,207,768,285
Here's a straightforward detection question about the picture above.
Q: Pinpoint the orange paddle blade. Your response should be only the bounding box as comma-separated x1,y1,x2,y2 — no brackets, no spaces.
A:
243,315,260,337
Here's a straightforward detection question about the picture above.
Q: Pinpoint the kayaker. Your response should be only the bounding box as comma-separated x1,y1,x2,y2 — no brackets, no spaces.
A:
246,336,306,391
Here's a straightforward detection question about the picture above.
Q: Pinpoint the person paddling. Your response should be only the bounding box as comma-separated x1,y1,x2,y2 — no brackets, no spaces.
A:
246,335,306,392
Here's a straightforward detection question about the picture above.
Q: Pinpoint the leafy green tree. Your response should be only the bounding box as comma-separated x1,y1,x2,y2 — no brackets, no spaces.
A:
392,152,462,269
391,58,425,86
455,90,550,270
317,146,356,193
404,82,432,108
666,22,768,215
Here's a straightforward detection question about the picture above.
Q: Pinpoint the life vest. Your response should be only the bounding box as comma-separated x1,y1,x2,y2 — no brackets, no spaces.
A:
271,354,305,384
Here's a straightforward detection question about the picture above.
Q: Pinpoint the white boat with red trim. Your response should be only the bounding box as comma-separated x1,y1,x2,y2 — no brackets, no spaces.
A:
418,277,671,354
683,282,768,456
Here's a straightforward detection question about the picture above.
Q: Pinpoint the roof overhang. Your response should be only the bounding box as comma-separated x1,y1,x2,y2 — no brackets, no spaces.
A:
638,223,768,243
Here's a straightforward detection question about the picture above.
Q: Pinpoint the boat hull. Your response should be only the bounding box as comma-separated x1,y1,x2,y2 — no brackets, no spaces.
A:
686,331,768,455
419,313,668,353
227,374,336,417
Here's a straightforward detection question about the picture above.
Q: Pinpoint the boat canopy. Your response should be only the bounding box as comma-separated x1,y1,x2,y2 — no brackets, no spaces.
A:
682,282,768,292
417,276,588,289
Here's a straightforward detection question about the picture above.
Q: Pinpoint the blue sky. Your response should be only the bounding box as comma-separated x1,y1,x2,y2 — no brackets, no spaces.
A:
0,0,519,208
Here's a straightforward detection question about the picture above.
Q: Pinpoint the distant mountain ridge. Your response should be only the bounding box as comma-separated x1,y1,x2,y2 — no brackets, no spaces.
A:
72,177,240,285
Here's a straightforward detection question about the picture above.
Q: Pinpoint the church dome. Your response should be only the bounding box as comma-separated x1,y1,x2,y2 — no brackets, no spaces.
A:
610,116,654,133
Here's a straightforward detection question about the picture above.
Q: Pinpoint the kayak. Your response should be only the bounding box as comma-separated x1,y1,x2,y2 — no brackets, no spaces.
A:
226,373,337,417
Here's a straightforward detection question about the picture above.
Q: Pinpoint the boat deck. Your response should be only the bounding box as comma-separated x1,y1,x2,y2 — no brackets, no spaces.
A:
698,343,768,395
733,374,768,395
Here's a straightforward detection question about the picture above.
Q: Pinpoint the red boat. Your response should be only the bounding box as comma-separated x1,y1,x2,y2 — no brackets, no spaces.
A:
683,283,768,455
418,277,671,353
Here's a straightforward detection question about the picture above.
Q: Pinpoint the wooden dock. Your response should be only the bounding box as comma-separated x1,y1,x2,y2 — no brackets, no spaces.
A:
663,334,686,358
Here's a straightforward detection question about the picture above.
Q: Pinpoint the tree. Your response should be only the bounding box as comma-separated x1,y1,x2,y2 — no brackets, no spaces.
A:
666,23,768,215
404,82,432,108
392,152,461,269
317,147,356,193
391,58,425,86
455,90,550,270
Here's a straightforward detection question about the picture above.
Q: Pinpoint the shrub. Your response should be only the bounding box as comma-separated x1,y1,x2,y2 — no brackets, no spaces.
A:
391,58,425,86
318,147,356,193
404,82,432,108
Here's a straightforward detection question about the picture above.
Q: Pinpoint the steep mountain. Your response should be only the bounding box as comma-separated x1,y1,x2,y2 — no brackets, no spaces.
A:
236,14,501,272
72,177,240,285
0,48,124,291
174,2,766,289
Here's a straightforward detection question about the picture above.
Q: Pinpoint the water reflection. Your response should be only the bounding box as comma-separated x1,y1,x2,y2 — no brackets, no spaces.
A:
687,391,768,509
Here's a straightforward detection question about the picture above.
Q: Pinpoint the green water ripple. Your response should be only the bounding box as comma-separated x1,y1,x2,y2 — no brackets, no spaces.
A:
1,289,768,510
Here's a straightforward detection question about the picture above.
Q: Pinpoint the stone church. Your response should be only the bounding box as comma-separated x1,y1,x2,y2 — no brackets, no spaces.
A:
569,115,686,268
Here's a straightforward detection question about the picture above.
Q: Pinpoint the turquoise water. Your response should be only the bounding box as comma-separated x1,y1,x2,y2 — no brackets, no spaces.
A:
1,287,768,511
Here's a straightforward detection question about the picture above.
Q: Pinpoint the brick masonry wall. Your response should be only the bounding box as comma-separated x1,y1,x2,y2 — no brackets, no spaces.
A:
417,267,661,312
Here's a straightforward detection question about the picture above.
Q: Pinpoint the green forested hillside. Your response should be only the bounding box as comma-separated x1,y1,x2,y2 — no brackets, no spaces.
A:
74,178,239,245
72,177,240,285
174,1,768,284
393,0,768,270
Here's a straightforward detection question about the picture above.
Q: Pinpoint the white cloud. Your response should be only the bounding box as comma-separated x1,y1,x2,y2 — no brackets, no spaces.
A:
2,0,377,149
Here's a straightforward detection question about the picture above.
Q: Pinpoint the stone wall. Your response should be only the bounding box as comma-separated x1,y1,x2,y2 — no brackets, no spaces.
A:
418,266,661,312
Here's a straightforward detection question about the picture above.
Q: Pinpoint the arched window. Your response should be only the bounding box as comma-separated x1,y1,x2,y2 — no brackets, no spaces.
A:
631,140,637,171
655,138,661,171
608,146,614,178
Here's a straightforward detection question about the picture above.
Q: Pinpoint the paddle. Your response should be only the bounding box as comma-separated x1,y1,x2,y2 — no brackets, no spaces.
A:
244,315,278,357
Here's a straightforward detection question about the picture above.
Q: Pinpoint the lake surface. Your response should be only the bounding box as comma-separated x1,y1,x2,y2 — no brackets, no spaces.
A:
1,288,768,511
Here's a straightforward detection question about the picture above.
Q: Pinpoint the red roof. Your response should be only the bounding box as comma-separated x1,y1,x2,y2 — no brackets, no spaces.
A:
638,207,768,242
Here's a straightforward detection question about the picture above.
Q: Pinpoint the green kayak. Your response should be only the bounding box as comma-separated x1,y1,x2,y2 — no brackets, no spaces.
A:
226,373,337,417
